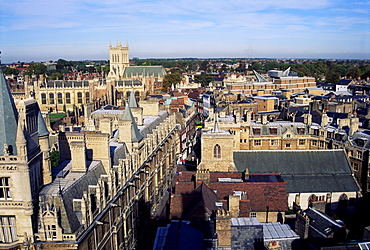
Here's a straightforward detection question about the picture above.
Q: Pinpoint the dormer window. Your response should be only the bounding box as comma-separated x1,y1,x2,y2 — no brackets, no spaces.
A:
357,139,365,147
335,134,344,141
297,128,305,135
269,127,277,135
253,128,261,135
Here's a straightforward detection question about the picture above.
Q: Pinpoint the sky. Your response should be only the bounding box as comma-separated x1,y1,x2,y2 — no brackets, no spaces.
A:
1,0,370,63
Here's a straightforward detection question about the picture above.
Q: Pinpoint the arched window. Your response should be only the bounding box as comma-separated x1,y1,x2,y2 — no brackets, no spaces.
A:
85,92,90,103
65,93,71,104
308,194,317,208
41,94,46,104
214,144,221,158
49,93,55,105
338,193,348,209
57,93,63,104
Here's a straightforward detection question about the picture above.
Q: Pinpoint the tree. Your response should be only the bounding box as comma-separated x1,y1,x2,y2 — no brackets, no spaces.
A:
50,150,60,168
325,70,340,83
194,72,213,87
162,73,181,92
2,66,18,75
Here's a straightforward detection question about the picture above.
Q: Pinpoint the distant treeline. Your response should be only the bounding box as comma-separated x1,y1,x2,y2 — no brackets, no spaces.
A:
2,58,370,83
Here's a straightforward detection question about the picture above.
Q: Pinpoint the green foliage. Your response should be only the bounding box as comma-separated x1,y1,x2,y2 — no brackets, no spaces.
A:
325,70,340,83
50,150,60,168
1,66,19,75
194,72,213,87
25,62,47,78
162,73,182,92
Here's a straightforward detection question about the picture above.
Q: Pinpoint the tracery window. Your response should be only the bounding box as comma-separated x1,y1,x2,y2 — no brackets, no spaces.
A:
0,177,11,201
0,216,17,243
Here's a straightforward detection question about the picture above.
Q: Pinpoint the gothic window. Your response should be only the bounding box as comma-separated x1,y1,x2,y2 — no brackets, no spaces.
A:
313,129,319,136
357,151,363,159
0,177,11,201
41,94,47,104
0,216,17,243
285,143,291,148
65,93,71,104
308,194,317,207
353,162,359,172
57,93,63,104
49,93,55,105
85,92,90,103
77,93,83,104
214,144,221,158
44,224,57,240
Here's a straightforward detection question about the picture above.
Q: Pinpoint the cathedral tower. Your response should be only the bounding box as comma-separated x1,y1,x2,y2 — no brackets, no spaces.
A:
108,41,130,78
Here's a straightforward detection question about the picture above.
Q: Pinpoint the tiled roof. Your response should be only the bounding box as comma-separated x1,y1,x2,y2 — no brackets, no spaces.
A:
182,182,222,219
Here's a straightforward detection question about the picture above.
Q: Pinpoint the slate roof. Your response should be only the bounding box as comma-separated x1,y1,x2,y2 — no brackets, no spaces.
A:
39,160,106,234
153,221,204,250
304,208,345,238
0,70,18,155
233,150,360,193
122,66,166,78
337,79,353,86
249,121,310,136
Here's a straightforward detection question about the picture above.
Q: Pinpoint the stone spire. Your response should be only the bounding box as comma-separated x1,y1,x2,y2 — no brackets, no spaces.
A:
122,103,143,142
37,109,49,137
128,89,138,108
212,111,221,133
0,69,18,156
16,115,27,161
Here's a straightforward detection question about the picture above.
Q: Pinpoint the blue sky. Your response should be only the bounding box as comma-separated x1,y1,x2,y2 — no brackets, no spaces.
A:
1,0,369,63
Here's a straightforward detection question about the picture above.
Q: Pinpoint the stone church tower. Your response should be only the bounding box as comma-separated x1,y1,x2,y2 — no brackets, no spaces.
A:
199,114,236,172
108,41,130,79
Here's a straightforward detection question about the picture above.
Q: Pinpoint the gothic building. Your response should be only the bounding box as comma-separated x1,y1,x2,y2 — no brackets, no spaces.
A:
25,43,167,113
34,91,179,249
0,70,51,249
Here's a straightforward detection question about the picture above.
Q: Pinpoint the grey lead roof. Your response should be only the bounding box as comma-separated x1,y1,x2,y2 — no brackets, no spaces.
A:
0,70,18,155
122,66,166,78
234,150,360,193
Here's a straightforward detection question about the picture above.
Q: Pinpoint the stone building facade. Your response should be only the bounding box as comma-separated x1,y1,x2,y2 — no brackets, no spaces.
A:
23,43,166,113
0,70,52,249
34,95,179,249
